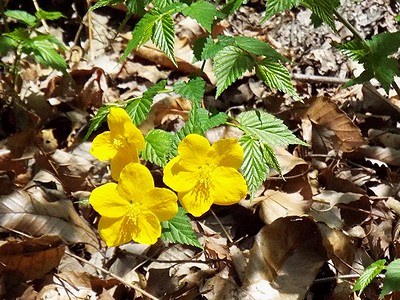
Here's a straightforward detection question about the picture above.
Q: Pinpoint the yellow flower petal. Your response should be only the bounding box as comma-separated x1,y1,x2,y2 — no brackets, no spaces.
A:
117,163,154,200
125,121,145,151
163,156,198,192
143,188,178,221
110,145,139,181
178,183,214,217
98,216,134,247
90,132,116,161
178,134,209,171
206,138,244,170
108,107,132,133
89,183,129,218
133,211,162,244
210,167,248,205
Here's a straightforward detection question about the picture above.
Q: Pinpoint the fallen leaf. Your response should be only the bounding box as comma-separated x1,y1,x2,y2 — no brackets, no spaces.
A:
293,97,366,153
0,188,98,249
240,216,327,299
0,236,64,281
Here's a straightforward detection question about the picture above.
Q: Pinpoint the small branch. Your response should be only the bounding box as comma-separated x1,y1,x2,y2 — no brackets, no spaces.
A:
31,0,50,33
291,73,349,85
333,9,365,42
65,250,159,300
313,273,384,284
210,209,233,243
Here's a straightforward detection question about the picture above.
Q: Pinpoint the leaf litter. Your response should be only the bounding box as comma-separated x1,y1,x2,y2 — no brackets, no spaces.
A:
0,0,400,299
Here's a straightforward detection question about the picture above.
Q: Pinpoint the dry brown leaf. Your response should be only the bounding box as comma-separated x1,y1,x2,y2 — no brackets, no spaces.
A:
369,129,400,149
354,145,400,166
0,188,98,248
293,97,366,153
318,223,356,274
240,216,327,299
0,236,64,281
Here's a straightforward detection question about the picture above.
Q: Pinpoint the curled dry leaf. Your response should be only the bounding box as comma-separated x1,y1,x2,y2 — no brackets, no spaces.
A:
292,97,366,153
354,145,400,166
0,236,64,281
0,188,98,249
239,216,327,300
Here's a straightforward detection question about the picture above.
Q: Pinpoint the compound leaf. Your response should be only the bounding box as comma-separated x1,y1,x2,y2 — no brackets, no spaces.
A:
152,13,176,66
353,259,386,294
173,77,205,106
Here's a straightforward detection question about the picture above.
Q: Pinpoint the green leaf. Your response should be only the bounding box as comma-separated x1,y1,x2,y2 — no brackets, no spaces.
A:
221,0,244,15
381,259,400,298
90,0,122,11
333,39,369,62
125,0,149,15
342,70,374,89
5,10,37,27
4,28,30,44
373,57,400,92
161,207,202,248
182,1,224,32
239,135,269,198
35,9,65,21
193,35,231,62
0,35,17,55
173,77,206,105
125,80,166,125
256,58,300,101
152,13,176,66
238,110,307,148
233,36,288,61
301,0,339,31
84,106,112,141
213,45,255,98
29,40,67,71
353,259,386,294
262,0,300,22
154,0,174,9
121,11,160,61
368,31,400,59
142,129,173,167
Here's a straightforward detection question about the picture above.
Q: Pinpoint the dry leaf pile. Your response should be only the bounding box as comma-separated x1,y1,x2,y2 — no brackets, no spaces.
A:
0,0,400,299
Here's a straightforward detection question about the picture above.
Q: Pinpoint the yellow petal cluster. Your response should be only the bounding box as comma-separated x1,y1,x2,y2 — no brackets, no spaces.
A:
89,163,178,247
90,107,145,181
163,134,248,217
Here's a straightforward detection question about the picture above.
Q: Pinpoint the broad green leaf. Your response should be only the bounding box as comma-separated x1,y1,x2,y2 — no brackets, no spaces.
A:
5,10,37,27
29,40,67,71
35,9,65,21
125,0,148,15
353,259,386,294
301,0,339,31
256,58,300,101
31,34,67,50
262,0,300,22
213,45,255,98
193,35,231,62
221,0,244,15
152,13,176,66
142,129,173,167
342,70,373,89
173,77,205,106
121,11,160,61
381,259,400,298
90,0,121,11
333,39,369,62
4,28,30,43
0,35,17,55
203,111,228,132
261,142,282,176
372,57,400,92
161,207,202,248
369,31,400,59
84,106,112,140
154,0,174,9
238,110,308,148
233,36,288,61
239,135,269,198
182,1,224,32
125,80,166,125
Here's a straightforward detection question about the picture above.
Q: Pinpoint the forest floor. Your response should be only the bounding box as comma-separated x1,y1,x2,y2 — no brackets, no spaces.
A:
1,0,400,299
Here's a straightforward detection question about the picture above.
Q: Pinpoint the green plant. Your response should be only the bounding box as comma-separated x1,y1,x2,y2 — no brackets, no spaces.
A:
353,259,400,298
0,9,67,86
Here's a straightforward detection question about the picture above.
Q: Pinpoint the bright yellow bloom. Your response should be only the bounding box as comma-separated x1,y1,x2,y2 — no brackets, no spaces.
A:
90,163,178,246
90,107,145,181
163,134,248,217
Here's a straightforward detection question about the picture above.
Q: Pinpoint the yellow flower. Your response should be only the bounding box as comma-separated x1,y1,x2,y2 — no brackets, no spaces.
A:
163,134,248,217
89,163,178,246
90,107,145,181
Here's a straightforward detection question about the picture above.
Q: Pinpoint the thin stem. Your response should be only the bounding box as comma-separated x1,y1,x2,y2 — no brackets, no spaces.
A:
333,9,365,42
210,209,233,243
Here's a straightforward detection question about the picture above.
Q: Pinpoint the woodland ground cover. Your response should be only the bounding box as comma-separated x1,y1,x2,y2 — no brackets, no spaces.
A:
1,0,400,299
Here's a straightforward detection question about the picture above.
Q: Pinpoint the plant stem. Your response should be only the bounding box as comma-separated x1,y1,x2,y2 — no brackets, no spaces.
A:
333,9,365,42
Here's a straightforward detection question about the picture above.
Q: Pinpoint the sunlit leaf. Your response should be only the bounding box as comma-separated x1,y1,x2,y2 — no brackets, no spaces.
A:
381,259,400,298
182,0,224,32
152,13,176,66
84,105,112,140
5,10,37,27
353,259,386,294
142,129,173,167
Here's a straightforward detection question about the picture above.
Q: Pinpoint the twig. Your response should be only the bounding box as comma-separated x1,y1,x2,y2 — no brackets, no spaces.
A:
65,249,160,300
210,209,233,243
333,9,365,42
313,273,384,284
291,73,349,85
31,0,50,33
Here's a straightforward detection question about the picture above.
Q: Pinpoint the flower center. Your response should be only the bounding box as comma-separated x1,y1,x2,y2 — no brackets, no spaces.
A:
124,202,143,235
112,137,127,149
198,165,213,189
